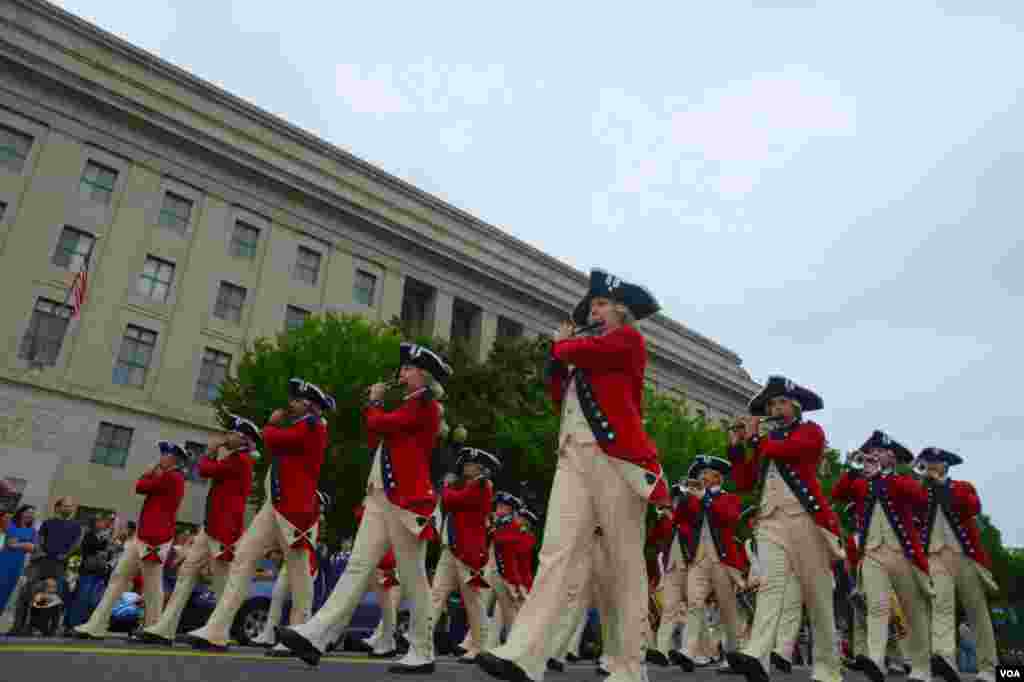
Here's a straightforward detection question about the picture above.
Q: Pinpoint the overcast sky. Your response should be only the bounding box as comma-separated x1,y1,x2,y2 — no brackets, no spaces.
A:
51,1,1022,545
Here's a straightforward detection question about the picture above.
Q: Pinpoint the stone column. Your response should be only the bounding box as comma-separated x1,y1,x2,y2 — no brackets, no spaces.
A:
430,291,454,341
476,311,498,362
378,269,406,325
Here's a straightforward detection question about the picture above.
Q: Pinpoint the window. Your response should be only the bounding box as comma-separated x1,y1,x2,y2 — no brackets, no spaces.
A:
52,226,96,271
401,279,434,337
183,441,207,483
195,348,231,403
294,247,321,285
230,221,259,259
79,161,118,204
353,270,377,306
91,422,133,468
214,282,246,324
18,298,72,365
497,316,524,340
158,192,193,233
285,305,310,332
0,125,32,173
112,325,157,387
451,299,479,347
137,256,175,302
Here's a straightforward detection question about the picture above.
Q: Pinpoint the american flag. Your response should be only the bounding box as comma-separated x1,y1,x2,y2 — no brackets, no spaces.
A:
70,267,88,318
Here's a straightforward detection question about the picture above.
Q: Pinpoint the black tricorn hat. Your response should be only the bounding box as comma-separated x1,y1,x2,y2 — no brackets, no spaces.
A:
398,342,453,383
687,454,732,479
748,375,823,416
455,447,501,473
226,413,261,441
918,447,963,467
494,491,523,509
288,378,336,411
860,430,913,463
571,268,661,327
157,440,189,463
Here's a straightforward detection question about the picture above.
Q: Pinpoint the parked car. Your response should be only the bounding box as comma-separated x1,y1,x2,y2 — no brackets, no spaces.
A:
108,553,408,647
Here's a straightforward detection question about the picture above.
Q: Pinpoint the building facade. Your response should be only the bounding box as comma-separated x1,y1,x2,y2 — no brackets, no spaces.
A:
0,0,759,526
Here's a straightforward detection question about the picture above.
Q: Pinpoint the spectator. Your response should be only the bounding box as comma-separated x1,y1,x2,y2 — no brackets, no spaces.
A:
10,497,83,634
29,577,63,636
64,513,115,631
0,505,37,627
959,621,977,673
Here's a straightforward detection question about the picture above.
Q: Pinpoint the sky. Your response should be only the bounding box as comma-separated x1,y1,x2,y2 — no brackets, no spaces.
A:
50,1,1023,546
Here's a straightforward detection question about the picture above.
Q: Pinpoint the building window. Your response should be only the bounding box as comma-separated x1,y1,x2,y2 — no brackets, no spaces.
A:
52,226,96,271
401,279,434,337
195,348,231,403
497,316,524,340
214,282,247,324
184,441,207,483
451,299,479,348
0,125,33,173
79,161,118,205
113,325,157,387
158,192,193,233
230,221,259,259
91,422,133,468
285,305,310,332
137,256,175,302
353,270,377,307
294,247,321,285
18,298,72,365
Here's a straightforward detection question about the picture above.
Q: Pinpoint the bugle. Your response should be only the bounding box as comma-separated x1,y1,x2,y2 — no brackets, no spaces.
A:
728,415,784,435
366,379,400,395
845,450,866,471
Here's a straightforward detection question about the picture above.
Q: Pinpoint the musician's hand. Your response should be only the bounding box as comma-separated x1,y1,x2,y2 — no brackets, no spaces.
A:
554,320,574,343
368,383,388,402
268,409,287,425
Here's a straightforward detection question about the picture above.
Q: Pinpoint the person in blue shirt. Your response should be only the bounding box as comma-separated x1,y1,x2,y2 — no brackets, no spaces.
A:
0,505,37,628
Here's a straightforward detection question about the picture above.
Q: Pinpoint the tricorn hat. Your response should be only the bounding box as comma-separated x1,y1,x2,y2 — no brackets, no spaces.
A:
748,375,823,416
398,342,453,383
157,441,189,463
494,491,523,510
288,378,336,411
571,268,661,327
226,413,261,441
519,508,539,524
455,447,501,473
687,454,732,479
918,447,963,467
860,430,913,463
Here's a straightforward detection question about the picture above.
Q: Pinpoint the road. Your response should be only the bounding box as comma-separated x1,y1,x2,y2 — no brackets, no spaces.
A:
0,637,825,681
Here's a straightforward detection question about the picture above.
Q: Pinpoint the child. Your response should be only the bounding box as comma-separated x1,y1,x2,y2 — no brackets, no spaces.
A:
30,577,64,636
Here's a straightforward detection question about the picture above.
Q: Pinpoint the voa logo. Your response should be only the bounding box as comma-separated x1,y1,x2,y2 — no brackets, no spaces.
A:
998,668,1021,679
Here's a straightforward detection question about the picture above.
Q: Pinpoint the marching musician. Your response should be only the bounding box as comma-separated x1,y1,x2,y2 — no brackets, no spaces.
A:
725,375,844,682
831,430,932,682
353,499,402,658
646,482,691,667
674,455,745,673
513,508,538,597
184,378,332,651
478,268,668,682
135,416,258,645
915,448,998,682
73,442,187,639
482,491,526,651
429,447,498,663
277,343,449,673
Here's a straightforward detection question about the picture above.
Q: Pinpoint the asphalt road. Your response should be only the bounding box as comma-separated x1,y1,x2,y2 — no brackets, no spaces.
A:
0,637,825,681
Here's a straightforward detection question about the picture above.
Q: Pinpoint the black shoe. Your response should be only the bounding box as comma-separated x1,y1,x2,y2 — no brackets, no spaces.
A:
453,645,468,656
771,652,793,674
932,655,961,682
727,652,770,682
677,652,697,673
181,634,229,652
264,648,295,658
647,650,670,666
566,653,580,663
669,650,686,666
477,652,529,681
132,631,174,647
547,658,565,672
387,661,435,674
275,627,321,667
856,655,886,682
370,649,399,659
596,665,611,677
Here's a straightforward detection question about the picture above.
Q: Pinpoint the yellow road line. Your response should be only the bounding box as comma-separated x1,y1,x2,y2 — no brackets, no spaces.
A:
0,645,381,663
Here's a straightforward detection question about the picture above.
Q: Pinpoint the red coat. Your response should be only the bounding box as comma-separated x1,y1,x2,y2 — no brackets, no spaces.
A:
441,478,493,573
263,415,328,533
491,516,526,586
919,479,990,569
515,532,536,591
198,449,255,555
648,507,693,565
728,421,841,538
365,395,441,535
547,326,668,505
353,504,398,575
135,467,185,549
679,491,744,571
831,472,929,573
